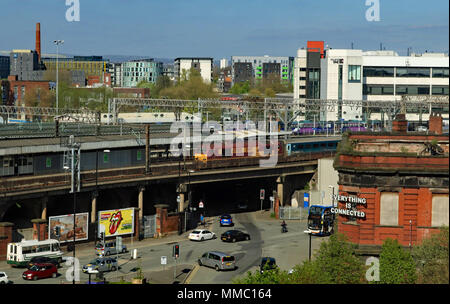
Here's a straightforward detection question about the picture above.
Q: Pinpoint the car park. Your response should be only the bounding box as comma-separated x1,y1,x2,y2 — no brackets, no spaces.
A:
198,251,236,271
189,229,216,241
82,257,118,273
219,214,233,227
22,263,58,280
260,257,277,273
96,241,127,256
220,230,250,243
28,256,61,269
0,272,8,284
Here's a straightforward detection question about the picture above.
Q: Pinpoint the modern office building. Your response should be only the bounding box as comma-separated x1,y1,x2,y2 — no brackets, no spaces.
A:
220,58,228,69
42,56,109,83
0,56,10,79
231,55,295,85
293,44,449,122
162,63,175,82
174,57,213,83
121,59,163,87
9,50,45,81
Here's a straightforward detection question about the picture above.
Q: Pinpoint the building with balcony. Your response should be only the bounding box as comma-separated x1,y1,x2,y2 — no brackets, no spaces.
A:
121,59,163,87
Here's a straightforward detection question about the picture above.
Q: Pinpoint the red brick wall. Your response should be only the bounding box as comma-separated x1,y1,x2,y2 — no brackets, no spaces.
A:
164,214,180,234
429,113,443,135
0,223,13,260
8,80,51,105
338,185,444,246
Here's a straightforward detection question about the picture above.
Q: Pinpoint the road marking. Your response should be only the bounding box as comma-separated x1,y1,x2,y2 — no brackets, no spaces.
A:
184,264,200,284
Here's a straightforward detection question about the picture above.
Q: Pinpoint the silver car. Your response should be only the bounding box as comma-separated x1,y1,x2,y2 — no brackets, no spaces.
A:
198,251,236,271
96,241,127,256
82,257,118,273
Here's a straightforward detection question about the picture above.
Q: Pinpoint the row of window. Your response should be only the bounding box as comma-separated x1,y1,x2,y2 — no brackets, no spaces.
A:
124,72,154,77
363,66,449,78
363,85,449,95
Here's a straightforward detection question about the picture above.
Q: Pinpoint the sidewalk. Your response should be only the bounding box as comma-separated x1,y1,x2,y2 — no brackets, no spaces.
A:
105,264,194,284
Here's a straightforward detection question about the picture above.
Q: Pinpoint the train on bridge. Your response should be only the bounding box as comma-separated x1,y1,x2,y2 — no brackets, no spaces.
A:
0,134,341,178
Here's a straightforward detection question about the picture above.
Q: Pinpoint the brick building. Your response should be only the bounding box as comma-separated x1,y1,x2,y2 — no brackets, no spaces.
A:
333,114,449,250
6,75,52,106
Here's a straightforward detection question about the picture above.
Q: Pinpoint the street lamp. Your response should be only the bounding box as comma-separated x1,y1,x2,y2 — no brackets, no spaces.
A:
53,40,64,114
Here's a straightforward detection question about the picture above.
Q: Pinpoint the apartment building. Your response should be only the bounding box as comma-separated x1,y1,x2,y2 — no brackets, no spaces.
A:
174,57,213,83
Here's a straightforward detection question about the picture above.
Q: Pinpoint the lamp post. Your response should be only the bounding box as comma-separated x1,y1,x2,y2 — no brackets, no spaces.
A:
53,40,64,114
328,185,335,207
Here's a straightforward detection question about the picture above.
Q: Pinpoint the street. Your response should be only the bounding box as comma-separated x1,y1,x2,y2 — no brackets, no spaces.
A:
0,211,327,284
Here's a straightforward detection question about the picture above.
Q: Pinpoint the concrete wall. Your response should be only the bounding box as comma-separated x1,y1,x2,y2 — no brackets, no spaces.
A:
316,158,339,206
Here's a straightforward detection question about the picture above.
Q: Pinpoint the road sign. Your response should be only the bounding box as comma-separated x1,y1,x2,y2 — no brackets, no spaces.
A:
161,256,167,265
269,196,274,202
260,189,265,200
199,201,204,208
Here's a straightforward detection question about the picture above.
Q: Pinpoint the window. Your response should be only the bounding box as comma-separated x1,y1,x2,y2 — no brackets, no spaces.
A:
103,152,109,163
431,195,449,227
396,67,430,77
348,65,361,82
45,157,52,168
432,86,449,95
395,85,430,95
432,68,449,78
363,85,394,95
380,192,399,226
363,66,395,77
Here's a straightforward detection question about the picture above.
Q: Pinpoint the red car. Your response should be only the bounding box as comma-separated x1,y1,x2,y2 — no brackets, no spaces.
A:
22,263,58,281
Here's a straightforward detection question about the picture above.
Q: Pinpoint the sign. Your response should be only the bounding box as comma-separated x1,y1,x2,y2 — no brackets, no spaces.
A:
98,208,135,238
161,256,167,265
303,193,309,208
48,213,89,243
260,189,265,200
330,194,366,218
199,201,204,208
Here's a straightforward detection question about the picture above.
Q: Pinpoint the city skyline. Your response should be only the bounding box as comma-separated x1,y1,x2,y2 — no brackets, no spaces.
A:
0,0,448,59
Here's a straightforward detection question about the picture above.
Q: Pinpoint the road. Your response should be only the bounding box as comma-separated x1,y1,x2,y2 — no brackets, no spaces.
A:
0,211,327,284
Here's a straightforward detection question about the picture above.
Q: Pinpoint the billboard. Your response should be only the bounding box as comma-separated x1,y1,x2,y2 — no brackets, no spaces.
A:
98,208,135,237
48,213,89,243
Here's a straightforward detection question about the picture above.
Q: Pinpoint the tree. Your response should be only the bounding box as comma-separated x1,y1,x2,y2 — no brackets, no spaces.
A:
233,264,290,284
412,226,449,284
379,238,417,284
311,233,366,284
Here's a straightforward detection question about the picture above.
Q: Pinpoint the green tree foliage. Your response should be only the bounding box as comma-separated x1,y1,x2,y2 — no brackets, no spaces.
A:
412,226,449,284
311,233,366,284
233,233,366,284
379,238,417,284
230,81,250,94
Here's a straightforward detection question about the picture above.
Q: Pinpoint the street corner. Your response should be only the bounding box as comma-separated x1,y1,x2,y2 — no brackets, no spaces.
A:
145,264,195,284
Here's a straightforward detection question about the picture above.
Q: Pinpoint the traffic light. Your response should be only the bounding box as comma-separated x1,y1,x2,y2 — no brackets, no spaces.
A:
99,232,104,241
55,226,60,237
173,244,180,258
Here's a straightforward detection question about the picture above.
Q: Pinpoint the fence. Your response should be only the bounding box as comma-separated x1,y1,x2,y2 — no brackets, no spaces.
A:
143,215,157,238
279,206,309,220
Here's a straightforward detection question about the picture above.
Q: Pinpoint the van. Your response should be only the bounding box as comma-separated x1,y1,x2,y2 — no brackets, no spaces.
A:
198,251,236,271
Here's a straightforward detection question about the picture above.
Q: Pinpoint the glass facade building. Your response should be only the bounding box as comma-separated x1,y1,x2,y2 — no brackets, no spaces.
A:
121,59,163,87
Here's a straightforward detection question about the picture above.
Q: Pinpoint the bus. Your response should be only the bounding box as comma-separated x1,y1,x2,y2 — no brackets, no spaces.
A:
6,239,63,267
307,205,335,236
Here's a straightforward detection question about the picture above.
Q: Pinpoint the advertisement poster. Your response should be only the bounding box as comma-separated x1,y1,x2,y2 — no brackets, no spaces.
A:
48,213,89,243
98,208,135,237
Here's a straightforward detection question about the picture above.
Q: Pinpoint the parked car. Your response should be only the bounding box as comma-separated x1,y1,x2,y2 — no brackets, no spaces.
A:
0,272,8,284
236,202,248,210
28,256,61,269
96,241,127,256
219,214,233,227
189,229,216,241
415,125,428,132
260,257,277,273
198,251,236,271
220,230,250,243
82,257,118,273
22,263,58,281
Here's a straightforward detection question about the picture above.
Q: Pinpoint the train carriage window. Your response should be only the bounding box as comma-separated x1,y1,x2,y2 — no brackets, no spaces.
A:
313,144,319,149
327,143,335,147
299,145,304,149
320,143,326,147
305,144,311,149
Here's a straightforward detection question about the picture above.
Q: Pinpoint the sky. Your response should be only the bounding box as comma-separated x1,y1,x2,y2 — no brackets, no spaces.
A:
0,0,448,59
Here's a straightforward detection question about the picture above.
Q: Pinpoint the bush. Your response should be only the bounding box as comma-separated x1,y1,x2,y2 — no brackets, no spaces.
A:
379,238,417,284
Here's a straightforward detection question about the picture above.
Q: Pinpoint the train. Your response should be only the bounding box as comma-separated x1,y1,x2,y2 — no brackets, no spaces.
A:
292,120,367,135
0,135,341,178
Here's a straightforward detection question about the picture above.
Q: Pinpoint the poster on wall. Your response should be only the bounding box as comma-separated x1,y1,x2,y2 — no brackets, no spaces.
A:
48,213,89,243
98,208,135,238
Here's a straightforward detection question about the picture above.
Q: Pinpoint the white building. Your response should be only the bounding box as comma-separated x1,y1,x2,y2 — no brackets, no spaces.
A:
293,47,449,122
220,58,228,69
174,57,213,83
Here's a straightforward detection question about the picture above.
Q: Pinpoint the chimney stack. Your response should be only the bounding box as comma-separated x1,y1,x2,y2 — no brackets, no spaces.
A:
392,114,407,133
36,23,41,61
429,112,443,135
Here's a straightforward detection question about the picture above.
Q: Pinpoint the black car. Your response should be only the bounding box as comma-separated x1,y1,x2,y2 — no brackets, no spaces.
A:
220,230,250,243
260,257,277,273
27,256,61,269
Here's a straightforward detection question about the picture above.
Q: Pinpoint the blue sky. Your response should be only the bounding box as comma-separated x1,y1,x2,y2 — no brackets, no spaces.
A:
0,0,448,59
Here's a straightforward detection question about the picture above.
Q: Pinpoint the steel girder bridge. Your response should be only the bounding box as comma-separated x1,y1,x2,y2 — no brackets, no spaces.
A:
107,95,449,127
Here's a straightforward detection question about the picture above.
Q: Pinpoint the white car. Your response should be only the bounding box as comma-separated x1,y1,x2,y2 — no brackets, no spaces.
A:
189,229,216,241
0,272,8,284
